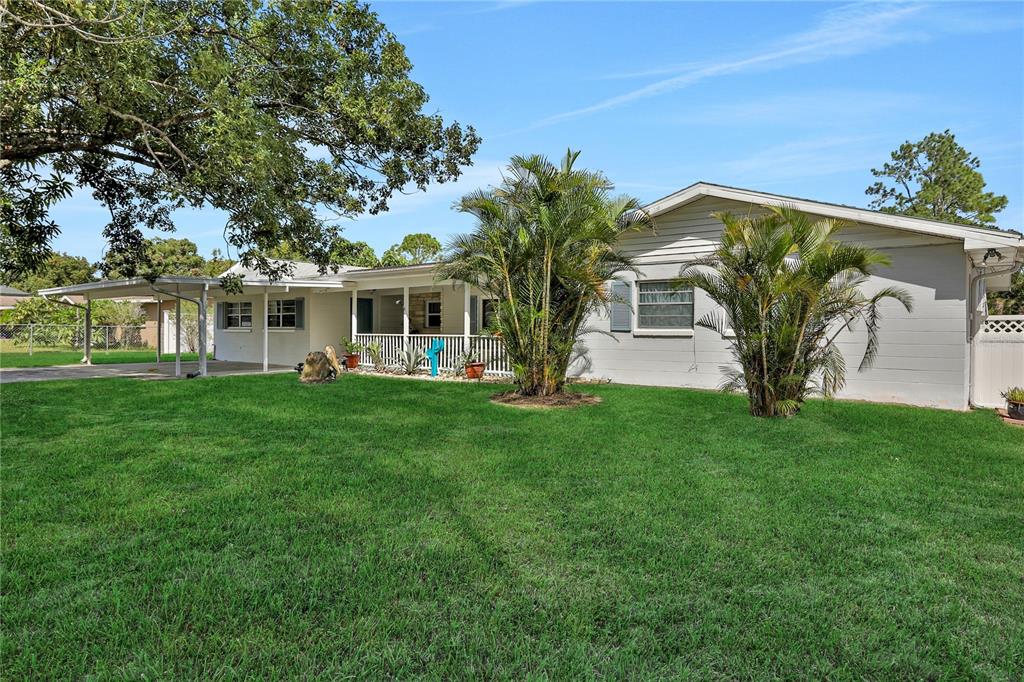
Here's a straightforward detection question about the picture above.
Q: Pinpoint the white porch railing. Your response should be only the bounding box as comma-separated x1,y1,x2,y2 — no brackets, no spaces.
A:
354,334,511,375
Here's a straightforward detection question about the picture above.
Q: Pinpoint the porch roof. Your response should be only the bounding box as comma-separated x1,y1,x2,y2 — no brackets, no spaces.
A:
37,275,350,301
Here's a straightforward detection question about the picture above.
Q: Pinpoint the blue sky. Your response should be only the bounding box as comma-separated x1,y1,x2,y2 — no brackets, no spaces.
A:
51,1,1024,263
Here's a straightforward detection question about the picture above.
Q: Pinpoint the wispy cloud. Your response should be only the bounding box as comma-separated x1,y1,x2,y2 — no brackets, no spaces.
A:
668,90,927,126
714,134,886,186
522,2,1007,132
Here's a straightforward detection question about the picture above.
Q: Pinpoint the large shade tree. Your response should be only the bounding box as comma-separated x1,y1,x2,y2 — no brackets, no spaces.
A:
676,207,913,417
1,0,479,285
439,151,652,397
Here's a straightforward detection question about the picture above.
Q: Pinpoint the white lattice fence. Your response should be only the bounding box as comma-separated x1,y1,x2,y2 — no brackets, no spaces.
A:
973,315,1024,408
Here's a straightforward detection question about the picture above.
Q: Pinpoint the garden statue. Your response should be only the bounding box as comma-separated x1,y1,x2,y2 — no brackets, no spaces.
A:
425,338,445,377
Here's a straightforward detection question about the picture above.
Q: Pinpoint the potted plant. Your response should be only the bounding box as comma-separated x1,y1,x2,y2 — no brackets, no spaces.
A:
1002,386,1024,420
342,339,364,369
457,346,486,379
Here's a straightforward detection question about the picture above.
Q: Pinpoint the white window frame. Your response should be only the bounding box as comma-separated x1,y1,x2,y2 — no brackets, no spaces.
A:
425,299,442,328
267,299,297,330
225,301,253,330
633,280,694,337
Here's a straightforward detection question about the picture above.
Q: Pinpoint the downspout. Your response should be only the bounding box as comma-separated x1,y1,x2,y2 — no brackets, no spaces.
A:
967,260,1022,408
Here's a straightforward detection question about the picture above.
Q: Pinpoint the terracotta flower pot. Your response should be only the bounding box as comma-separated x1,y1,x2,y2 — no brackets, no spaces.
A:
465,362,485,379
345,354,360,369
1008,399,1024,421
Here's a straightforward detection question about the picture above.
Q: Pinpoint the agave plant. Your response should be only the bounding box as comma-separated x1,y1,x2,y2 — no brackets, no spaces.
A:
438,150,652,396
676,206,913,417
398,345,426,375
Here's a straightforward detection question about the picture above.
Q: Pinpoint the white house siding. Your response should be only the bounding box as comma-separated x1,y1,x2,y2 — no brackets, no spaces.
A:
214,293,312,365
572,197,970,410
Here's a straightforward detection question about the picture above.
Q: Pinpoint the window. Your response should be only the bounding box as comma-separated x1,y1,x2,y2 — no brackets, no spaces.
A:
481,299,498,329
267,299,296,328
226,301,252,329
425,300,442,328
637,281,693,329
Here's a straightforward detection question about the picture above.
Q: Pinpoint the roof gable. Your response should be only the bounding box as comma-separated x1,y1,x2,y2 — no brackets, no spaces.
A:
643,182,1022,252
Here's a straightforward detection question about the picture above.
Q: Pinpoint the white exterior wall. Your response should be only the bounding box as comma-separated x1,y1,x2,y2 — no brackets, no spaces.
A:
214,292,313,365
572,197,970,410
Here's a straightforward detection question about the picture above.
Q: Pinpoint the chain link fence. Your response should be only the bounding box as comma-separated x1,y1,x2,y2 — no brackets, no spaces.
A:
0,324,147,354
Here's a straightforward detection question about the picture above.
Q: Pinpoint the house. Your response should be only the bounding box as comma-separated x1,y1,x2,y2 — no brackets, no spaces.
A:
38,182,1023,410
0,285,31,311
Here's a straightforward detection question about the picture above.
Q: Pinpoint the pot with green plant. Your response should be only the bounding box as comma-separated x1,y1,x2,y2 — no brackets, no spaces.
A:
1003,387,1024,420
455,342,486,379
342,339,365,369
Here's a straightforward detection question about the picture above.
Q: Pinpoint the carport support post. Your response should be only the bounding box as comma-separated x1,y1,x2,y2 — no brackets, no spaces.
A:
155,296,162,364
198,284,208,376
262,288,269,373
83,295,92,365
174,297,182,377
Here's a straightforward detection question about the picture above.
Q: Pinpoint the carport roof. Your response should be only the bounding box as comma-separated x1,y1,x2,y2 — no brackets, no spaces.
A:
38,275,350,300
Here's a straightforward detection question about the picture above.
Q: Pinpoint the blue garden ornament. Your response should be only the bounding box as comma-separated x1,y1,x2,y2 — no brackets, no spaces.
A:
425,338,445,377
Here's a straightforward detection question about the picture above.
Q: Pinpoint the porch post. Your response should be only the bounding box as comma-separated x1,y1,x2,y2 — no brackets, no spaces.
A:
262,288,269,372
174,296,182,377
350,287,358,341
463,282,471,349
155,296,162,364
198,284,208,376
402,286,410,344
83,295,92,365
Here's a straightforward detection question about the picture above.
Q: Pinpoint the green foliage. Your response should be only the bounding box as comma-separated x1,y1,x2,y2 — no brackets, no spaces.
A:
1,0,480,283
988,271,1024,315
676,207,913,417
866,130,1008,226
5,252,95,293
0,296,144,326
342,339,365,355
100,238,207,279
269,237,380,269
380,233,442,266
439,150,651,396
203,249,234,278
1002,386,1024,402
365,342,387,372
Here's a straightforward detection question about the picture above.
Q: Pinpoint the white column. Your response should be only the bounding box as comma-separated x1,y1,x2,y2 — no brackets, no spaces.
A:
155,297,162,364
83,295,92,365
262,288,269,372
174,297,182,377
351,287,358,341
402,286,410,344
463,283,471,347
198,284,208,376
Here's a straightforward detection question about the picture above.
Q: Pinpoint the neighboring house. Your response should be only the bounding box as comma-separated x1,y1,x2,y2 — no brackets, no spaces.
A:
0,285,31,311
38,182,1023,410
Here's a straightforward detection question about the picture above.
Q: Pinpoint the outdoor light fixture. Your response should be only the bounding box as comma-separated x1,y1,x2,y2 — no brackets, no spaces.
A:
982,248,1002,263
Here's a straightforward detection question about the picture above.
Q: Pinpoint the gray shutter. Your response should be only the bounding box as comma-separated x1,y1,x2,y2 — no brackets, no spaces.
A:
294,297,305,329
609,281,632,332
216,302,227,329
469,295,479,334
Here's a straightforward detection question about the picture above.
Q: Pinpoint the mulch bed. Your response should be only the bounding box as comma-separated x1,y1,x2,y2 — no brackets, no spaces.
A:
490,390,602,409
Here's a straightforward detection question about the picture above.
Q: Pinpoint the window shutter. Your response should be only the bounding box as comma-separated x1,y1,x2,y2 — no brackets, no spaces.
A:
610,281,632,332
469,295,479,334
216,302,226,329
294,298,305,329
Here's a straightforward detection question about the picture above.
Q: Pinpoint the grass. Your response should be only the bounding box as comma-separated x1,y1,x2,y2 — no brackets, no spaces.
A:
2,374,1022,678
0,349,206,368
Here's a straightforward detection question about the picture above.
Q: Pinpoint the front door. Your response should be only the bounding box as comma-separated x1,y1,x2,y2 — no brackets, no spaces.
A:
356,298,373,334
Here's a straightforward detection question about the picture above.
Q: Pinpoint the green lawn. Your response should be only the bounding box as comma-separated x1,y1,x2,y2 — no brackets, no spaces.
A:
3,374,1022,678
0,349,205,368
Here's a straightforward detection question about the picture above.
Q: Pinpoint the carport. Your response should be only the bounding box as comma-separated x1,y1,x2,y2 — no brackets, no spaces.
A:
38,275,347,377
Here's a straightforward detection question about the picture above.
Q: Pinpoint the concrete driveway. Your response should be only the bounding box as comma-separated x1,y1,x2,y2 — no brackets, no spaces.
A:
0,360,292,384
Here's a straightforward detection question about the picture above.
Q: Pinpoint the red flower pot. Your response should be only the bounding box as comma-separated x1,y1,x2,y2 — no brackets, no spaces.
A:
465,362,485,379
345,354,360,369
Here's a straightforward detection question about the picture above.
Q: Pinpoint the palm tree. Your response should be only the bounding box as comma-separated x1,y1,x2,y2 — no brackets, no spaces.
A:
438,150,652,396
676,206,913,417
